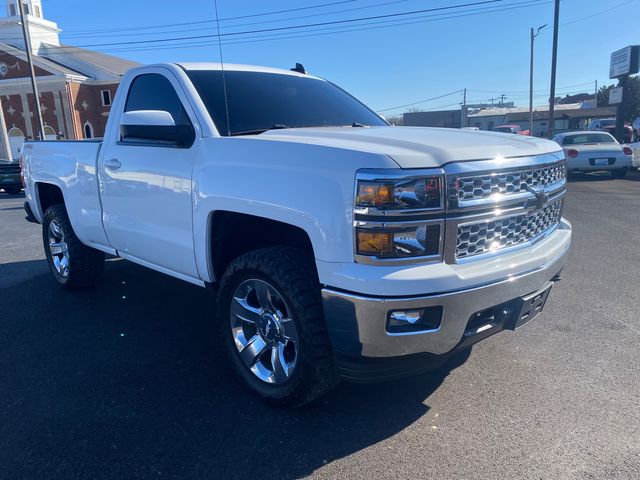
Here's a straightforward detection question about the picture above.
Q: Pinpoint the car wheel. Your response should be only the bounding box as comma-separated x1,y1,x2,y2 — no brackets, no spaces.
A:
217,247,337,407
3,186,21,194
611,168,628,179
42,204,105,289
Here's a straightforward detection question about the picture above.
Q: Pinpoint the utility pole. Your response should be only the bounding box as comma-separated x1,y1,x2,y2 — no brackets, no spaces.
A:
547,0,560,138
529,24,546,136
18,1,45,141
461,88,467,128
594,80,598,107
499,94,507,107
0,96,12,162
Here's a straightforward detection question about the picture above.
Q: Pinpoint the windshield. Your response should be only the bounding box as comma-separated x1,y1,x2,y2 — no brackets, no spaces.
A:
186,70,387,136
599,119,615,127
494,127,515,133
562,133,616,145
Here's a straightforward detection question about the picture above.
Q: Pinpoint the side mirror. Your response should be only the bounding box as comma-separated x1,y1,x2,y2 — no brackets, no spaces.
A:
120,110,195,147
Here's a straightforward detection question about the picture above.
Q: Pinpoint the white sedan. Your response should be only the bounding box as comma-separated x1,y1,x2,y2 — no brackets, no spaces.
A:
551,131,633,178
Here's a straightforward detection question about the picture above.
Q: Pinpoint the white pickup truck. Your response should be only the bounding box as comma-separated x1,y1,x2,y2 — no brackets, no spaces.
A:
22,63,571,405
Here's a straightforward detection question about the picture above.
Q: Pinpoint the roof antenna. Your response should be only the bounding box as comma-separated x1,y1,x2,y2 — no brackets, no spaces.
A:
291,63,307,75
214,0,231,136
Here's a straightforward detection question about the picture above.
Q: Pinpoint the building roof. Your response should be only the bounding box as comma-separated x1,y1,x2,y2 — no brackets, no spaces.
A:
39,43,140,79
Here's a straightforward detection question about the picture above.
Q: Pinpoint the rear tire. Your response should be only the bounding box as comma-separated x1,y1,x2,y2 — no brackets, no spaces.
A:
3,186,21,194
42,204,105,290
217,247,337,407
611,168,628,179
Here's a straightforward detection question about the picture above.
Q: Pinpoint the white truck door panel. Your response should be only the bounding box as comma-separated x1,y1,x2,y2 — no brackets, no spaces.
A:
99,72,199,278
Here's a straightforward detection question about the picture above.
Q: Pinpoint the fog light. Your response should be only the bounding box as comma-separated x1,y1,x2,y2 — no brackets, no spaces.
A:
387,306,442,333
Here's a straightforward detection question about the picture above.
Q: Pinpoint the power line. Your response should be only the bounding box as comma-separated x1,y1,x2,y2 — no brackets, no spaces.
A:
57,0,359,36
560,0,636,26
68,0,549,54
69,0,506,49
376,90,464,112
60,0,411,39
0,0,550,52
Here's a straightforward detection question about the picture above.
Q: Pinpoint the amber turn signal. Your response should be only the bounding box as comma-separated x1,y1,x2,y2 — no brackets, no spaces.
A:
356,231,394,256
356,182,394,207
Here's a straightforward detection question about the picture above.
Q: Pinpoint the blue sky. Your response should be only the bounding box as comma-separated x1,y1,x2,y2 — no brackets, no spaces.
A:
42,0,639,114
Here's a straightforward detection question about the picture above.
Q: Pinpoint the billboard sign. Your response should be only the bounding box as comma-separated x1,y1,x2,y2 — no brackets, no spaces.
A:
609,87,623,104
610,46,640,78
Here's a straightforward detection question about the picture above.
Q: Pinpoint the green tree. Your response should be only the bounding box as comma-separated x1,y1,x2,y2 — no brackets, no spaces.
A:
596,75,640,122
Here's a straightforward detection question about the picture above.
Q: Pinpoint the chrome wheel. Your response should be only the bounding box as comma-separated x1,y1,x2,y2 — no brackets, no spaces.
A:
48,220,69,278
229,279,299,384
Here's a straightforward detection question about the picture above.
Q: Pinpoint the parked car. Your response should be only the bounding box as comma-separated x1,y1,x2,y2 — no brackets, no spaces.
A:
21,62,572,406
493,124,527,135
587,117,633,143
551,131,633,178
632,117,640,142
0,159,22,194
629,143,640,170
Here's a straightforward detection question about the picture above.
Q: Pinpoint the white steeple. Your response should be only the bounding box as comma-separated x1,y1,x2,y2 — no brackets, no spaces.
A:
7,1,44,19
0,0,61,53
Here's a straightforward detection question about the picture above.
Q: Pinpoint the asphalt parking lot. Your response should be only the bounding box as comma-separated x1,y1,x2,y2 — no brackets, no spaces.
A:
1,172,639,480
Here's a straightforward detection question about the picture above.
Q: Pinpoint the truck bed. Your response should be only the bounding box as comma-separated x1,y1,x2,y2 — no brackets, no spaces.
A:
23,140,110,250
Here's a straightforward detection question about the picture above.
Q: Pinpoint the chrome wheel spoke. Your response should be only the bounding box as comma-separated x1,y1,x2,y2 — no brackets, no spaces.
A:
49,242,64,255
254,281,274,311
50,221,63,239
239,335,268,368
271,344,289,383
231,296,262,324
281,318,298,343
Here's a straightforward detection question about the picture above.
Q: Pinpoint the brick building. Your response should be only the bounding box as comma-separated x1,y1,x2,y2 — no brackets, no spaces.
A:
0,0,139,160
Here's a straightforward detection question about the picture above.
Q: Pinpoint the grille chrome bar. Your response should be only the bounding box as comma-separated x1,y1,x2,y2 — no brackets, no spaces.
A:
455,199,563,260
445,158,567,211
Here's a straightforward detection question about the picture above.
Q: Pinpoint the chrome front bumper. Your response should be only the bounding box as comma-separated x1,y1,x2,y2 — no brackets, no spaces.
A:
322,225,570,359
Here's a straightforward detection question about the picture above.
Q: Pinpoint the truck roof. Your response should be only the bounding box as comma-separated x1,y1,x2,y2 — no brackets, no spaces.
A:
175,62,321,79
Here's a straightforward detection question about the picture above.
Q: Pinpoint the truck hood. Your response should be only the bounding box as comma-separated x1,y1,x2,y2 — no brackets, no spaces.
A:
259,126,563,168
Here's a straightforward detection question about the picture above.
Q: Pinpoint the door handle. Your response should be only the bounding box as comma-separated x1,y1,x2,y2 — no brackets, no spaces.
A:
104,158,122,170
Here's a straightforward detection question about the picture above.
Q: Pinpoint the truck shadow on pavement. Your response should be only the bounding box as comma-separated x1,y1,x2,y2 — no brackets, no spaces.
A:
0,259,471,480
567,170,640,182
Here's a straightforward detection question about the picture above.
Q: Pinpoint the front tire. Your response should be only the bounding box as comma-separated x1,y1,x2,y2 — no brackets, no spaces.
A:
217,247,337,407
42,204,105,289
3,186,21,194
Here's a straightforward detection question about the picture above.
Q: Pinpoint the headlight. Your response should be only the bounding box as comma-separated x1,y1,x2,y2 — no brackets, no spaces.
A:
354,169,445,264
355,222,442,260
356,176,442,212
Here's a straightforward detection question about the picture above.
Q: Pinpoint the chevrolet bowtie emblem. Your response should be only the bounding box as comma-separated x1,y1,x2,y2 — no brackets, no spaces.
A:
523,185,548,209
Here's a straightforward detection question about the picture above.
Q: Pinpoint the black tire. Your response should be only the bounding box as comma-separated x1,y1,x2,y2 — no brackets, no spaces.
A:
217,247,337,407
42,204,105,290
611,168,628,179
3,186,21,194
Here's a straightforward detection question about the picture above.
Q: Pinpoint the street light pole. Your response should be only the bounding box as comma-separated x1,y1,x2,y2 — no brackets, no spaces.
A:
18,1,45,141
529,24,546,136
547,0,560,138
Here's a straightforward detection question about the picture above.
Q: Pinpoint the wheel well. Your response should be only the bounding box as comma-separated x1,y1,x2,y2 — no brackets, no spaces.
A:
210,211,316,282
36,183,64,214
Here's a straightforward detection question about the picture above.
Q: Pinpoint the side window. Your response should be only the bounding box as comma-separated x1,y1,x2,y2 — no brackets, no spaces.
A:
124,73,191,127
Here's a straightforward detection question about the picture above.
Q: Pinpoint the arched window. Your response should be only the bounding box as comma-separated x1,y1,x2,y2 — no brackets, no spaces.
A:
83,122,94,139
8,127,23,137
43,125,56,140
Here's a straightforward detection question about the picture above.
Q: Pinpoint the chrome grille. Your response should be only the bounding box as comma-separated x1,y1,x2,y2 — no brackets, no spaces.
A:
456,200,562,259
455,163,566,205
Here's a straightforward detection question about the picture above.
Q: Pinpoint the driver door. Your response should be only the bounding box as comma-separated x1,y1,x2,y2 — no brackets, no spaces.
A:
99,72,200,280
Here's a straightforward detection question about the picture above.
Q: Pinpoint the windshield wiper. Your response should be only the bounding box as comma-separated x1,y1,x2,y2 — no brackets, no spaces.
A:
230,124,288,136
